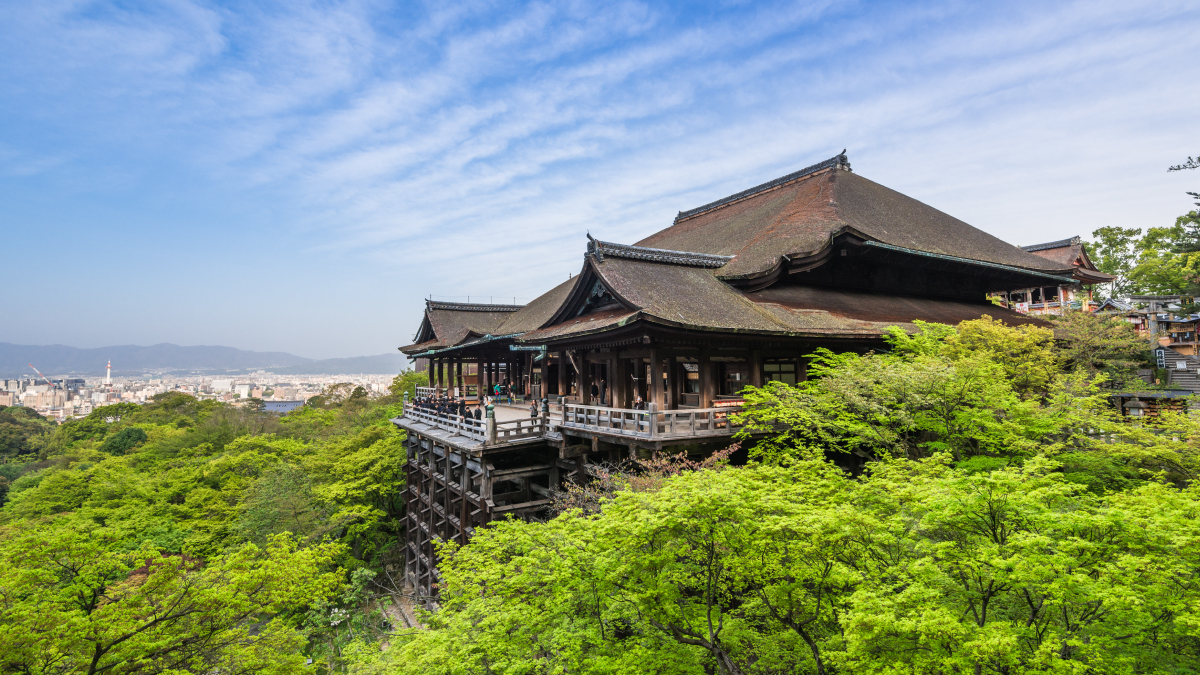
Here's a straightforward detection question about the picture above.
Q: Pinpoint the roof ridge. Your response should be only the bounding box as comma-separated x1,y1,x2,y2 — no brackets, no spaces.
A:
674,151,850,223
426,300,523,312
1021,236,1081,252
587,236,734,268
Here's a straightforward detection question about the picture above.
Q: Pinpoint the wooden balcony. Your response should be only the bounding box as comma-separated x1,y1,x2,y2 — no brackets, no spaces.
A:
560,403,744,441
395,403,547,452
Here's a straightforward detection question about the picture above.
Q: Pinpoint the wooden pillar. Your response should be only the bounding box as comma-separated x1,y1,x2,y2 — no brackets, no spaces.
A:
616,357,628,408
557,351,567,398
665,353,678,409
750,350,762,388
540,353,550,399
580,351,593,404
455,359,463,396
605,357,615,406
649,347,662,409
700,349,714,408
477,357,486,400
436,359,444,391
427,360,434,387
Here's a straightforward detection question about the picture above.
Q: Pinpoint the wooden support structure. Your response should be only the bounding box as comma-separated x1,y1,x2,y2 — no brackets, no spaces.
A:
400,422,564,609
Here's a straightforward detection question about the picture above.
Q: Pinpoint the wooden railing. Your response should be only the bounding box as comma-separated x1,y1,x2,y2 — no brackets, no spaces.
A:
492,417,547,444
561,403,743,440
403,403,547,446
404,403,486,441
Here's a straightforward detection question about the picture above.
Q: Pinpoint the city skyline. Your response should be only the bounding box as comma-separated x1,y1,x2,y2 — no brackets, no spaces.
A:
4,1,1199,358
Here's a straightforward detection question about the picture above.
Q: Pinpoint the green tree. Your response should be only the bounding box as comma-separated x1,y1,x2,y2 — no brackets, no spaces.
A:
1168,154,1200,207
1088,225,1142,298
388,370,426,399
1047,309,1150,386
0,526,343,674
98,426,148,455
369,458,1200,674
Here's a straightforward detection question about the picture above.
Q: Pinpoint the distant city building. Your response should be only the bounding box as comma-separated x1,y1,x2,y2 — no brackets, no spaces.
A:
211,379,233,392
263,400,304,413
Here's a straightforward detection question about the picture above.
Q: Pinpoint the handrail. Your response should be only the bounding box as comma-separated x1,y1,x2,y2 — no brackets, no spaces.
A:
403,403,486,441
403,403,548,445
560,403,744,439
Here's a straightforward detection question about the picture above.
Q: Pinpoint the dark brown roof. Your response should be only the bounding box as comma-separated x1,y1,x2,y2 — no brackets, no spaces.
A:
1020,236,1114,284
519,308,640,342
637,158,1073,280
595,257,783,332
519,253,1048,344
399,301,522,354
495,277,580,335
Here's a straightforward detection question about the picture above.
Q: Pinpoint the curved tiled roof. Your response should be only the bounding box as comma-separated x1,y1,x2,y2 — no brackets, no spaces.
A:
495,276,580,335
518,254,1048,344
1019,236,1114,283
637,161,1074,280
399,301,523,354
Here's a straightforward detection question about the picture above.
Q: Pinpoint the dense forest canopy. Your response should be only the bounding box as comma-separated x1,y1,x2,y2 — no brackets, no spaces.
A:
0,372,426,673
356,313,1200,675
4,314,1200,674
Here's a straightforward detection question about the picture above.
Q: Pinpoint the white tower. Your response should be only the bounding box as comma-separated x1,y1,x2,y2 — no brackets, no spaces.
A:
105,361,111,386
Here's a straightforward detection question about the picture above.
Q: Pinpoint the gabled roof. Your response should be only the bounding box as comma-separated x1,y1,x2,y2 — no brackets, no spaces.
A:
636,152,1074,280
1019,236,1114,284
399,301,522,355
1094,298,1133,312
495,276,580,335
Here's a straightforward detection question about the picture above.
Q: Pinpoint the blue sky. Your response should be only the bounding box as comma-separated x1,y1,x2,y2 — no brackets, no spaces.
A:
2,0,1198,359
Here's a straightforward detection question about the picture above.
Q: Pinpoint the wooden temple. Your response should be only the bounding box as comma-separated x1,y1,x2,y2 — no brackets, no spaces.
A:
993,236,1114,314
393,151,1076,605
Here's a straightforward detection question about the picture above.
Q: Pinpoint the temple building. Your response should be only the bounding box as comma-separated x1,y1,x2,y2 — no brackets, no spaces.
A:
393,151,1081,606
994,236,1113,314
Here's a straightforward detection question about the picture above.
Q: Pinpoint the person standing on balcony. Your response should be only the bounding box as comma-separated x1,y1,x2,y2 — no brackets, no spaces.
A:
599,379,607,406
473,406,483,421
529,400,538,417
590,381,599,404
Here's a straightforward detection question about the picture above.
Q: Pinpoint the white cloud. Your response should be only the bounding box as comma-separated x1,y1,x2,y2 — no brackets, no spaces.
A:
1,0,1198,356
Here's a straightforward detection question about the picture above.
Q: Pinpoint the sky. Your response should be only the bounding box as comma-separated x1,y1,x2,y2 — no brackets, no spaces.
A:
2,0,1198,360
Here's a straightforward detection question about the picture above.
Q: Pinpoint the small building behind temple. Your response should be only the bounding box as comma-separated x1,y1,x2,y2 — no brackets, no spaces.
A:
392,151,1084,607
994,236,1114,314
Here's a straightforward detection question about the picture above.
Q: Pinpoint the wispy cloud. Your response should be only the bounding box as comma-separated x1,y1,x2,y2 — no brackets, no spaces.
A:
1,0,1198,357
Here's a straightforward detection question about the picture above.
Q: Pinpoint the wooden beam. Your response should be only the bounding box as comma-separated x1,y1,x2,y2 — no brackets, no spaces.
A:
491,499,553,514
491,464,556,479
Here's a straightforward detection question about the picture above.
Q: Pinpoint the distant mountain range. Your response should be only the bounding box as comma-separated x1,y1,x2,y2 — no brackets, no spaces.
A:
0,342,409,378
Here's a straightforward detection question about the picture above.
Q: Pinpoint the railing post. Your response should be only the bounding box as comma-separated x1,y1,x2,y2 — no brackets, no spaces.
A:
562,402,568,426
648,402,657,438
485,403,496,444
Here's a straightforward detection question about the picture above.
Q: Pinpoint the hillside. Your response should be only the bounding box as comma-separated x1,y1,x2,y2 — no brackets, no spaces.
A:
0,342,408,377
